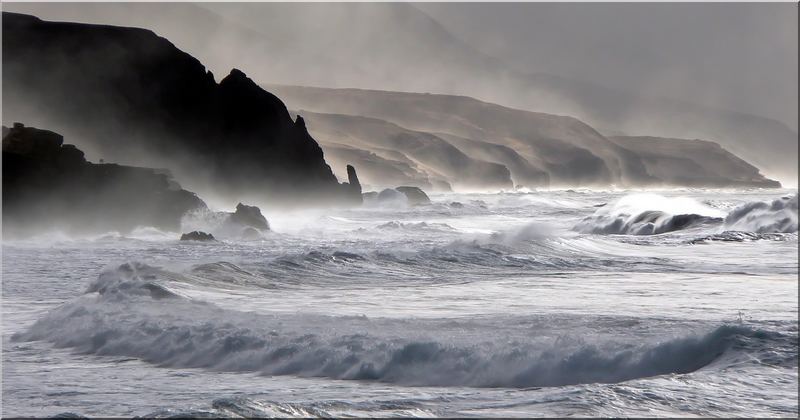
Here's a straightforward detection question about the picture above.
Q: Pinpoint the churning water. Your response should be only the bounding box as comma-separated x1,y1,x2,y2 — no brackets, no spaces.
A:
2,189,797,417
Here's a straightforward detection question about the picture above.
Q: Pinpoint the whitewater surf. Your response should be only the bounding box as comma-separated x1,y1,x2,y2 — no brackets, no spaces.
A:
2,189,798,417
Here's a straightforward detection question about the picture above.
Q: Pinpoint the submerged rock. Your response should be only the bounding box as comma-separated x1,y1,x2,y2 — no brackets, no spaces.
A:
230,203,270,230
396,186,431,205
180,231,215,241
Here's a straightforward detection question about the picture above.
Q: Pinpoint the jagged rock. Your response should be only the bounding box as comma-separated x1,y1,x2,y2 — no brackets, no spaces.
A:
180,231,215,241
396,186,431,205
2,123,207,237
346,164,362,195
229,203,270,230
2,12,361,207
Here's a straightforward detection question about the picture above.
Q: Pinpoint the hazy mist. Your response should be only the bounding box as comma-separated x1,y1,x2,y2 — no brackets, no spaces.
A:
3,2,797,184
417,2,798,132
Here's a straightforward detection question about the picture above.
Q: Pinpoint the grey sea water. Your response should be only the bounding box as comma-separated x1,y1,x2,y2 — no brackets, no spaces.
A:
2,189,798,417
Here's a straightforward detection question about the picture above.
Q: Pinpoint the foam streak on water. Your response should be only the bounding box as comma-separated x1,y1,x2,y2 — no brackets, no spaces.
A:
2,189,798,417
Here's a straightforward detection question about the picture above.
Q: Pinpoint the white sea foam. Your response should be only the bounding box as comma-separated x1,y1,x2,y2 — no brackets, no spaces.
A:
12,263,792,389
575,194,726,235
724,194,798,233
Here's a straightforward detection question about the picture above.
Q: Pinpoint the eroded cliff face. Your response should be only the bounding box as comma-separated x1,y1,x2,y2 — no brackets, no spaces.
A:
2,123,207,237
271,84,781,189
2,12,360,207
298,111,514,191
272,85,655,188
608,136,781,188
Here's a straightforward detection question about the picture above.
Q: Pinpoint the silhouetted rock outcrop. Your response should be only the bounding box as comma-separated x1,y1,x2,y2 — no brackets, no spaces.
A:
2,123,207,237
2,12,360,207
229,203,270,230
396,186,431,206
346,164,362,195
180,231,215,241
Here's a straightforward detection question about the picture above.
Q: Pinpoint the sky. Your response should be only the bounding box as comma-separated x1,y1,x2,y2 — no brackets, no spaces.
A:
416,2,799,131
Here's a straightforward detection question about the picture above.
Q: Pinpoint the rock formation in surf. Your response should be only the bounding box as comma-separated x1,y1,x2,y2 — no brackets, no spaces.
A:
2,123,207,237
229,203,270,231
2,12,360,207
396,186,431,206
367,187,431,206
345,164,362,195
180,231,216,241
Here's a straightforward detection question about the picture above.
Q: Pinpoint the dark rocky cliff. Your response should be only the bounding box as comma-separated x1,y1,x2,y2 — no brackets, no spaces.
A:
2,123,208,237
2,12,360,206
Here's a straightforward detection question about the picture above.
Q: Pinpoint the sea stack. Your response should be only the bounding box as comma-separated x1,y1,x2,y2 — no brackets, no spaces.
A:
346,164,362,195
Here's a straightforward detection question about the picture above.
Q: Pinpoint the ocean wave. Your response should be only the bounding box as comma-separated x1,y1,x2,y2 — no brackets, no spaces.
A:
723,194,798,233
134,396,438,418
376,221,456,232
690,231,797,244
574,194,726,235
181,208,270,240
13,264,794,389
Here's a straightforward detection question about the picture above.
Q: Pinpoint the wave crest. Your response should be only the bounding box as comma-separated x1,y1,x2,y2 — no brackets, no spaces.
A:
724,194,798,233
13,264,792,388
574,194,724,235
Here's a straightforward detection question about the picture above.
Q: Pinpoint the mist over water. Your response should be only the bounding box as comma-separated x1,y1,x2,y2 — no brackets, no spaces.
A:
1,3,798,418
3,189,797,417
4,2,797,185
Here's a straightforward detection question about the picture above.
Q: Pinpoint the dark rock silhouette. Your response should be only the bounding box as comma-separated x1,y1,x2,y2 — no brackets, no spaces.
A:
180,231,215,241
2,12,360,207
5,3,795,182
229,203,270,230
3,123,207,237
396,186,431,206
346,164,362,195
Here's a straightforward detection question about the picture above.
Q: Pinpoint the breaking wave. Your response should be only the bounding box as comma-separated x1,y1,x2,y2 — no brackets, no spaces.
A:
574,194,725,235
13,263,794,389
575,193,800,236
724,194,798,233
375,221,456,232
690,231,797,244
